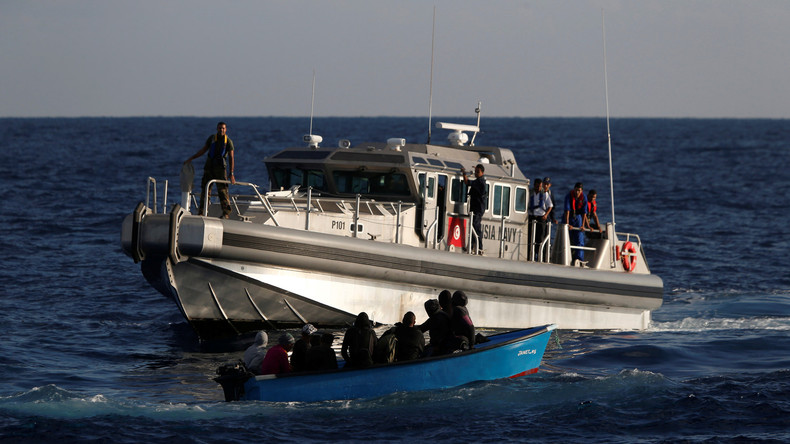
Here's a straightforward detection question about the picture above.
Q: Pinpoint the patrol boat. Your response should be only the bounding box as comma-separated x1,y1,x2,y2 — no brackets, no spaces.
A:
121,117,663,340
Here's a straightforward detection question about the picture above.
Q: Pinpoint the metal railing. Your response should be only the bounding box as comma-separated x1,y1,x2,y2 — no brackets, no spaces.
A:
202,179,279,226
145,177,168,214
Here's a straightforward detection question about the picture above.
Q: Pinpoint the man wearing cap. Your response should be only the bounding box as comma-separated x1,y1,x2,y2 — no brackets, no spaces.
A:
291,324,317,372
543,177,557,224
260,333,295,375
564,182,589,264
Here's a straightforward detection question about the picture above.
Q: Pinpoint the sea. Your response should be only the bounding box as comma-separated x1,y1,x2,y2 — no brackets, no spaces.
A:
1,116,789,443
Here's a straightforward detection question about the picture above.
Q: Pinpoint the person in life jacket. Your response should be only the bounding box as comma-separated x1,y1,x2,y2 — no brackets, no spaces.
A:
184,122,236,219
564,182,589,263
585,189,603,239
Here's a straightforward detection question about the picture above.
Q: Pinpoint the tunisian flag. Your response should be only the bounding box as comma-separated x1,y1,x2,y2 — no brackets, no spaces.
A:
448,216,467,248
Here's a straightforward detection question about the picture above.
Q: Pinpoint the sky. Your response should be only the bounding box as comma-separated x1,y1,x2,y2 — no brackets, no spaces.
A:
1,0,789,119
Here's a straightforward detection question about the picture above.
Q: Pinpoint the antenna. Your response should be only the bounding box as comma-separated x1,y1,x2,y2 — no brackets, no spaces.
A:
470,101,482,146
426,6,436,143
602,10,616,231
303,70,322,148
309,69,316,136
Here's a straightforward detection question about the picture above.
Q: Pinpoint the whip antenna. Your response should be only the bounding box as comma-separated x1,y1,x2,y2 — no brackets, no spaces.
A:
309,70,316,136
427,6,436,143
602,10,616,230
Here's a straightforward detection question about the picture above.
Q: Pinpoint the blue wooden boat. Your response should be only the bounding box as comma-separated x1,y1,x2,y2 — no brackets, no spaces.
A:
220,324,555,402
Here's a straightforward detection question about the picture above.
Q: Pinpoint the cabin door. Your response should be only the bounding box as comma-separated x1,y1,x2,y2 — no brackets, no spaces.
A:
418,172,437,241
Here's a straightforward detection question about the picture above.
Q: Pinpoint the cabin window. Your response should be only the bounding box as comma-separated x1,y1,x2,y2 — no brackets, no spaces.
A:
333,171,410,196
417,173,436,199
493,184,511,217
450,178,468,203
485,183,490,211
427,158,444,167
271,168,327,191
515,186,528,213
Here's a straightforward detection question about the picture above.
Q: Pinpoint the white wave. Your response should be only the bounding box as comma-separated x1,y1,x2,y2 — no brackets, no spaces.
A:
650,316,790,332
0,385,250,420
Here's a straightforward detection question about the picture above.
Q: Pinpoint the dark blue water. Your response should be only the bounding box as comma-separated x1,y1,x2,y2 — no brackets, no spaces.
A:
1,117,789,443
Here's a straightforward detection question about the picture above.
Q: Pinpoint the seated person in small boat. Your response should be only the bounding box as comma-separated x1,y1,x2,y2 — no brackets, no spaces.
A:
419,294,453,356
341,312,378,369
306,332,338,371
395,311,425,362
291,323,317,372
260,333,295,375
243,331,268,374
450,291,475,350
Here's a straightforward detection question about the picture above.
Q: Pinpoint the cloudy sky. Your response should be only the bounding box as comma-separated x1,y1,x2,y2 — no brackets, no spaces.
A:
2,0,788,118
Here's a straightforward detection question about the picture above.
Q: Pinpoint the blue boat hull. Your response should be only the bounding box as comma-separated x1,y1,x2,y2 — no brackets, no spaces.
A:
241,324,556,402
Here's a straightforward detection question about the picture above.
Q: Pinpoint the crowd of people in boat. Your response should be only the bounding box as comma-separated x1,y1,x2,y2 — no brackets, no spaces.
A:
242,289,488,376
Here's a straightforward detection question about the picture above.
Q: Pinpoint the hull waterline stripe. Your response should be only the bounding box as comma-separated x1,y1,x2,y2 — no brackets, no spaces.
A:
509,368,539,378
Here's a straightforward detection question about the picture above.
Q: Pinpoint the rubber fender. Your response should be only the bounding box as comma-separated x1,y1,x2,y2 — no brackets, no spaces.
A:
131,202,148,263
169,203,186,264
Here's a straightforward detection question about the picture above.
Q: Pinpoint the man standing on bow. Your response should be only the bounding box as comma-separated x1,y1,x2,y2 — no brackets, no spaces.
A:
184,121,236,218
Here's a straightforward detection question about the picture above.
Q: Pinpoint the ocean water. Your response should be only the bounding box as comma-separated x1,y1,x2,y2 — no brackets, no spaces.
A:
1,116,789,443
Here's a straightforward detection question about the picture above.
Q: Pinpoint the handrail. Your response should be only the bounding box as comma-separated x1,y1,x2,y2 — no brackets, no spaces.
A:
395,201,403,244
425,219,438,249
203,179,279,227
466,211,481,255
424,206,441,249
145,177,168,214
528,219,552,263
146,177,157,213
353,194,361,238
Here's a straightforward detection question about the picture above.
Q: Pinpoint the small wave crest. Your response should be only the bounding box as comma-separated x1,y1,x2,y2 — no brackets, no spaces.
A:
651,316,790,332
0,385,241,420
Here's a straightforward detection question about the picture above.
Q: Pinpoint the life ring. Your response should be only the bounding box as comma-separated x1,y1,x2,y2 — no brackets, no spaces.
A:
621,241,637,272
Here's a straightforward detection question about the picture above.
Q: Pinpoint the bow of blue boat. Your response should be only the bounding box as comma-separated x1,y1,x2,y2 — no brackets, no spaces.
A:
222,324,555,402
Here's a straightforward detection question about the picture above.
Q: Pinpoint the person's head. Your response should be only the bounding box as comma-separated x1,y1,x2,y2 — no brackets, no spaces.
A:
253,330,268,347
438,290,452,310
402,311,416,327
424,299,440,316
543,177,551,191
588,189,597,201
321,332,334,346
354,312,371,329
216,121,227,135
278,333,295,351
302,323,317,338
451,290,468,307
573,182,584,197
533,178,543,191
474,164,485,178
309,334,321,347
